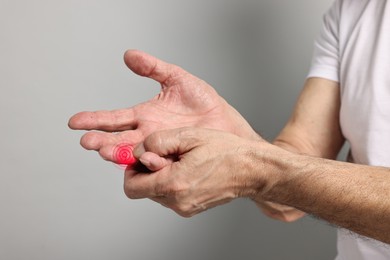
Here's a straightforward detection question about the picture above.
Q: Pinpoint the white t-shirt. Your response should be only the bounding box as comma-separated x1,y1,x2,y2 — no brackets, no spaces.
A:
307,0,390,259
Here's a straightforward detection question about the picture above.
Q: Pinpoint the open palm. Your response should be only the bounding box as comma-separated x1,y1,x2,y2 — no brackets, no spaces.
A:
68,50,259,163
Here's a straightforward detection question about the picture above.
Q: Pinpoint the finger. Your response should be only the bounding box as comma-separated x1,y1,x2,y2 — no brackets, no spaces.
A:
123,49,186,85
124,168,168,199
133,128,202,157
80,131,141,165
68,109,136,131
99,143,129,163
138,152,171,172
80,131,119,151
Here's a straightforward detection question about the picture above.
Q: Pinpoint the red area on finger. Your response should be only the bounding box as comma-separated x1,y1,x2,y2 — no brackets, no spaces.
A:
113,143,137,167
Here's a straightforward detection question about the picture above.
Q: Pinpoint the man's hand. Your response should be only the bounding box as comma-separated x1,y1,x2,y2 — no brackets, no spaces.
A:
125,128,270,217
68,50,259,163
68,50,303,221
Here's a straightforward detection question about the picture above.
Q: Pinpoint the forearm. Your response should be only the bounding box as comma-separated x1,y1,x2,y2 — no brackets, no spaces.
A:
250,139,309,222
253,130,324,222
252,144,390,243
258,78,345,222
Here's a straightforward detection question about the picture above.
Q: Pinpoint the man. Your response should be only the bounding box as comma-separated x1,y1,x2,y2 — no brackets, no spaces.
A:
69,0,390,259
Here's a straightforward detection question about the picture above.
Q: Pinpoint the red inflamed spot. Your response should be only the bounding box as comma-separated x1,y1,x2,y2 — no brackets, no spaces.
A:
113,143,137,167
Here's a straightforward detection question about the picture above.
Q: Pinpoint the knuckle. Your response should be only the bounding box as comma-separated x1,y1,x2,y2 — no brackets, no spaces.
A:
123,183,138,199
178,127,195,140
175,204,193,218
163,65,185,85
179,212,193,218
144,132,162,151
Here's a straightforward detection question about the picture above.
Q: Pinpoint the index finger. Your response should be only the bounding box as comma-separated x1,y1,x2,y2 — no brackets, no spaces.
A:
124,167,168,199
68,108,136,132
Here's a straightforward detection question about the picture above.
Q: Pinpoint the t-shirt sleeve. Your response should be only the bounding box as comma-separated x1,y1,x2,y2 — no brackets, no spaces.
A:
307,0,341,82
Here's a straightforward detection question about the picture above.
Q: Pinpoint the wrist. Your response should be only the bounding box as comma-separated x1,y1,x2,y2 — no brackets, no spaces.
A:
243,141,300,204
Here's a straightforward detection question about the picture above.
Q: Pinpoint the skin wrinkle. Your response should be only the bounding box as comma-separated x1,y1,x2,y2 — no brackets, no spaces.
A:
138,53,167,82
234,145,252,197
109,110,136,131
225,150,245,197
160,69,183,90
246,143,279,200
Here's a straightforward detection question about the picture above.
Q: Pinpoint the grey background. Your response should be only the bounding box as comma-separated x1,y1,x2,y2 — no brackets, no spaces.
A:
0,0,340,259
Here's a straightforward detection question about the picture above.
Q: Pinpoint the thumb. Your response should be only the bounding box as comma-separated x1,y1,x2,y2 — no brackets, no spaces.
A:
137,151,172,172
123,49,186,85
133,128,200,158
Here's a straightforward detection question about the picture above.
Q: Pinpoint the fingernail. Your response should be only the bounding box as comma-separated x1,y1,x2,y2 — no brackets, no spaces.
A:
133,143,146,158
139,157,151,168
